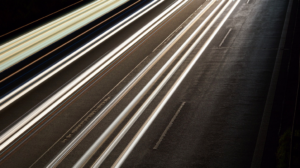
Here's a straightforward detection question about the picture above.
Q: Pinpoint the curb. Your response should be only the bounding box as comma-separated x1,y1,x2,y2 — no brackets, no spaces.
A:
250,0,295,167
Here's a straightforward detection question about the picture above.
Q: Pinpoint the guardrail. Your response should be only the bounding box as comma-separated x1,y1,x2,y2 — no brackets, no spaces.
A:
289,0,300,166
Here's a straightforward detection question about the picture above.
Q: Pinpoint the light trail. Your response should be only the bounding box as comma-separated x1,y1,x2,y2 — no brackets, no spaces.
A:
0,0,166,152
112,0,240,167
0,0,158,110
0,0,84,38
0,0,128,72
91,0,229,166
0,0,142,84
75,0,218,167
45,1,190,167
0,0,109,53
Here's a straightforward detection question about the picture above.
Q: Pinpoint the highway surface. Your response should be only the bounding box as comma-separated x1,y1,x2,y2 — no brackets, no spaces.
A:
0,0,290,167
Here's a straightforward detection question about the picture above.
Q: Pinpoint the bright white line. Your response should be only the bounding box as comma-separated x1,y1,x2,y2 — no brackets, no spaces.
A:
112,1,240,167
219,28,232,47
153,102,185,149
247,0,250,4
0,0,165,151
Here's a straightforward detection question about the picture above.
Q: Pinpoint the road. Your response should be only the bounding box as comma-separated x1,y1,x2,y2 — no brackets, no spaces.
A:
0,0,290,167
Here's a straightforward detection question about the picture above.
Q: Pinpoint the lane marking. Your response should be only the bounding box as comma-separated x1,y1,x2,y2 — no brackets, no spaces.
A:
247,0,250,4
219,28,232,47
153,102,185,149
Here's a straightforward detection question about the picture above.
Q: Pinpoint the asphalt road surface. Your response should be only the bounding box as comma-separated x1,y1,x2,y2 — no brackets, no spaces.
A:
0,0,290,167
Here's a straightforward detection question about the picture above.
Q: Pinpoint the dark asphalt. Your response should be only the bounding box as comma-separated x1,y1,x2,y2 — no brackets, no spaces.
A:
0,0,291,167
